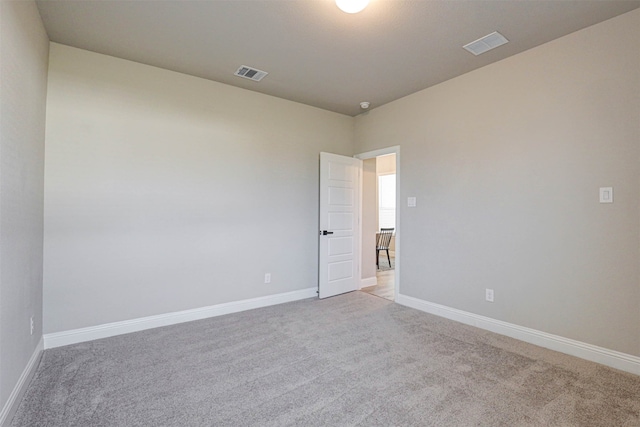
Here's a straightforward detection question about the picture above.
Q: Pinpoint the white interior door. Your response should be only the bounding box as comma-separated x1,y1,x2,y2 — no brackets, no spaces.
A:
319,152,361,299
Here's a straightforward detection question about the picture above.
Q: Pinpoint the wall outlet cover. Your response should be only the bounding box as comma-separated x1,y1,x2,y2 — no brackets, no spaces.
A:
485,289,494,302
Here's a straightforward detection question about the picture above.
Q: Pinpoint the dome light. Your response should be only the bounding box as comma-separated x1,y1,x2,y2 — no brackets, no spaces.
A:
335,0,369,14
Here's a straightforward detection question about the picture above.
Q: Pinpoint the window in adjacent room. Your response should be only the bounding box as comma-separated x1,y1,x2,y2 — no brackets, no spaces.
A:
378,173,396,230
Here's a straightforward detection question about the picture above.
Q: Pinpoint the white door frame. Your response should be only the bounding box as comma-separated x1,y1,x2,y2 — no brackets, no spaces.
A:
355,146,400,301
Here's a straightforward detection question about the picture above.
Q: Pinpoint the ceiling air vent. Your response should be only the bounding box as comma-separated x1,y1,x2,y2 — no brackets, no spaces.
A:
234,65,268,82
463,31,509,56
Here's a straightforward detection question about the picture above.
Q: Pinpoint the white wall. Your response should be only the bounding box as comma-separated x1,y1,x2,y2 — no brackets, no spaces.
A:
355,10,640,357
43,44,354,333
0,0,48,417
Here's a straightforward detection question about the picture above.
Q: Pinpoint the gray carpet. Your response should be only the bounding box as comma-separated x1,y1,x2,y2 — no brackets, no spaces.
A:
12,292,640,426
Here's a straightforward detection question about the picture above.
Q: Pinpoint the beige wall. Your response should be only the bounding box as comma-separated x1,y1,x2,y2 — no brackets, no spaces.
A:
361,158,377,281
43,44,354,333
355,10,640,357
376,153,396,176
0,0,48,417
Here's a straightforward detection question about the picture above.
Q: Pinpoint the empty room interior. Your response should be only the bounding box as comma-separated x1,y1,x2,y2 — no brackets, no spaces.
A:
2,0,640,425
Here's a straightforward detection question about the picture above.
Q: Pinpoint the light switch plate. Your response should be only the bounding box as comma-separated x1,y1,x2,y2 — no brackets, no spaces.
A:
408,197,416,207
599,187,613,203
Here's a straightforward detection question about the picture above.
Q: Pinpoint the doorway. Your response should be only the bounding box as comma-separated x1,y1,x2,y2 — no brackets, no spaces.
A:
355,147,400,301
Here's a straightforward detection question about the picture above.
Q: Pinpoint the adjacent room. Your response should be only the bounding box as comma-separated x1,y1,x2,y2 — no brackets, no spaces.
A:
362,153,397,301
2,0,640,425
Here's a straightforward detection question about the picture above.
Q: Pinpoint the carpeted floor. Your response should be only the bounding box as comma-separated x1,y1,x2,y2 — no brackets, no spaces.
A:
12,292,640,426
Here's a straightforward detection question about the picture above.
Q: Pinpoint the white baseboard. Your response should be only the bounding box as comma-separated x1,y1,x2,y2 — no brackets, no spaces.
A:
360,276,377,289
44,287,317,349
0,337,43,427
396,294,640,376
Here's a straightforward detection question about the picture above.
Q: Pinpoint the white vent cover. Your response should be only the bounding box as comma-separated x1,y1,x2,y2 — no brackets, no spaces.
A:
234,65,268,82
463,31,509,56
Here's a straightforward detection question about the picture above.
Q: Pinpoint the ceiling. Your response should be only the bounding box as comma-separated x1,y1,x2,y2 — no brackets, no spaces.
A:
35,0,640,116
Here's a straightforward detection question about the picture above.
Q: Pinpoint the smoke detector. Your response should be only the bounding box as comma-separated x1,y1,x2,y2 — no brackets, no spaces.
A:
234,65,268,82
463,31,509,56
360,101,370,110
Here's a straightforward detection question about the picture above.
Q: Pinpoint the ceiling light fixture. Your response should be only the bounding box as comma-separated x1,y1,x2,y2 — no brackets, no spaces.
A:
336,0,369,14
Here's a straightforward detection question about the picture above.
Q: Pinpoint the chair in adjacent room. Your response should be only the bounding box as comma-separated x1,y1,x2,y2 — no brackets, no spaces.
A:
376,228,394,269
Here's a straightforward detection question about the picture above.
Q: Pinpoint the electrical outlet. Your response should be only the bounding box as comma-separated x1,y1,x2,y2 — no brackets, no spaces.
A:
30,316,34,335
485,289,494,302
264,273,271,284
